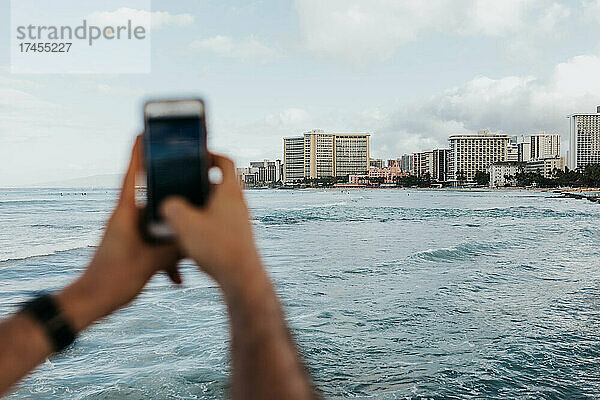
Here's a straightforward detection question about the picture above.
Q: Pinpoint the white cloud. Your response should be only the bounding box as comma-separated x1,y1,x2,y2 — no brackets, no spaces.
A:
87,8,194,30
372,52,600,157
0,88,69,143
189,35,278,62
294,0,570,63
209,108,315,164
265,108,310,125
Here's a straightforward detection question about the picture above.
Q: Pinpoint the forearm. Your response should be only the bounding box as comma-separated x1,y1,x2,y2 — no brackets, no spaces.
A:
0,273,109,397
0,313,52,396
224,261,318,400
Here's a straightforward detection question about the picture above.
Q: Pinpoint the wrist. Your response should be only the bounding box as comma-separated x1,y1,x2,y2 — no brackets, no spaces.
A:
220,257,276,311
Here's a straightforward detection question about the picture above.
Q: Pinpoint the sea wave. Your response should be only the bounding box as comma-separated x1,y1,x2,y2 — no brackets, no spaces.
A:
253,205,596,225
0,199,60,206
0,242,96,263
411,241,511,262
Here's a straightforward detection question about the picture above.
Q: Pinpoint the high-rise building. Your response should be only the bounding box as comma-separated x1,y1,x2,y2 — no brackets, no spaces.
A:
569,106,600,170
411,149,449,182
238,159,283,186
412,151,433,177
249,159,283,183
529,132,560,160
334,134,370,177
511,135,531,162
400,154,414,173
282,130,370,183
432,149,449,182
386,158,401,168
519,142,531,162
370,158,385,169
283,136,305,183
507,143,519,162
448,130,510,184
303,130,334,179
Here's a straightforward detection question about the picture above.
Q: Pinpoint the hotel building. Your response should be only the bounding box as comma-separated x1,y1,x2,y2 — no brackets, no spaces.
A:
237,159,283,186
448,130,510,184
412,151,433,177
283,130,370,184
249,160,282,183
525,157,566,178
400,154,414,173
412,149,449,182
569,106,600,170
283,136,305,183
529,133,560,160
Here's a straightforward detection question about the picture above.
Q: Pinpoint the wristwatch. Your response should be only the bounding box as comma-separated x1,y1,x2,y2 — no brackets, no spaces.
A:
21,294,76,353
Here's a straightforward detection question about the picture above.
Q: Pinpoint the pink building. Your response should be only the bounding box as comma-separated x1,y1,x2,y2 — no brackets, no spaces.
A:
349,160,406,185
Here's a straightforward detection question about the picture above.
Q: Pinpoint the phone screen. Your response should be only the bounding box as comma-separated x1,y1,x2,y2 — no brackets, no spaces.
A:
145,115,207,223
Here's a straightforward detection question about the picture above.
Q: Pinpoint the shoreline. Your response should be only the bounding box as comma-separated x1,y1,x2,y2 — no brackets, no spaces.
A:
244,186,600,203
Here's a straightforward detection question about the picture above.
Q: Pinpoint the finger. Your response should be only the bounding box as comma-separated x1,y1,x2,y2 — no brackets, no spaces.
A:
161,197,208,246
210,154,236,188
119,135,143,208
165,264,182,285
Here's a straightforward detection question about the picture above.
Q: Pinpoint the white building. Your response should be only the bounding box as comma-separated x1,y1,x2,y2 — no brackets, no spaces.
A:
507,143,519,162
412,151,433,177
448,130,510,184
334,133,370,178
569,106,600,170
489,162,524,187
400,154,413,173
249,160,283,184
412,149,449,182
525,157,566,178
283,130,370,183
283,136,305,183
304,130,335,179
530,133,560,160
519,142,531,162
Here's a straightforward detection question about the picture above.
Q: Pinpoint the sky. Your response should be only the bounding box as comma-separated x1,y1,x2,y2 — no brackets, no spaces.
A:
1,0,600,186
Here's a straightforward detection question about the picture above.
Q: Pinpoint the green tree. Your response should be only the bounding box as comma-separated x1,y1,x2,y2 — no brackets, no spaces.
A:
474,171,490,186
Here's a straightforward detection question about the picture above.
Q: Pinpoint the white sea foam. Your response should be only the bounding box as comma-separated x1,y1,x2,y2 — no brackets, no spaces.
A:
0,239,97,263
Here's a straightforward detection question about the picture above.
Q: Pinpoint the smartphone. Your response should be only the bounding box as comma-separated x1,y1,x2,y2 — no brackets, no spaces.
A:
142,98,210,241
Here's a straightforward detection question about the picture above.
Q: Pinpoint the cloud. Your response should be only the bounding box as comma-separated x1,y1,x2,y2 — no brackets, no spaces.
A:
294,0,570,63
371,52,600,157
0,88,70,143
265,108,310,125
210,108,315,164
87,8,194,30
189,35,278,62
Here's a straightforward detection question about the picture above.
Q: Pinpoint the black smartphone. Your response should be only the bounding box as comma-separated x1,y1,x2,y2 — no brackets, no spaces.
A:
142,98,210,241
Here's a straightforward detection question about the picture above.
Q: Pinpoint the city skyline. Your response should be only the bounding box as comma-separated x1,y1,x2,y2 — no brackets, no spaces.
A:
238,110,600,186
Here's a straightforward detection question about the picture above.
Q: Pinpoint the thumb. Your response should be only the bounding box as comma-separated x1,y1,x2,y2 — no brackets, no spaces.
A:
161,197,206,240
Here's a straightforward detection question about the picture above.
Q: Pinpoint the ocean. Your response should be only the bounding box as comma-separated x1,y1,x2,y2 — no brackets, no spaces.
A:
2,188,600,399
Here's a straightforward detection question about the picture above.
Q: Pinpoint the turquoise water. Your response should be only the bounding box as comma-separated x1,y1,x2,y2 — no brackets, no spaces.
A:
2,188,600,399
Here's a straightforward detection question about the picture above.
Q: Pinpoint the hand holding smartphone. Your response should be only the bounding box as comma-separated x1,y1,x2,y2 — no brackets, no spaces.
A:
142,98,210,242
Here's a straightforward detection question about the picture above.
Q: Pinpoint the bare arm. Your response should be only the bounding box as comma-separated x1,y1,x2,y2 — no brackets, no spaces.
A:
162,155,319,400
0,137,181,396
225,259,316,399
0,313,52,395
